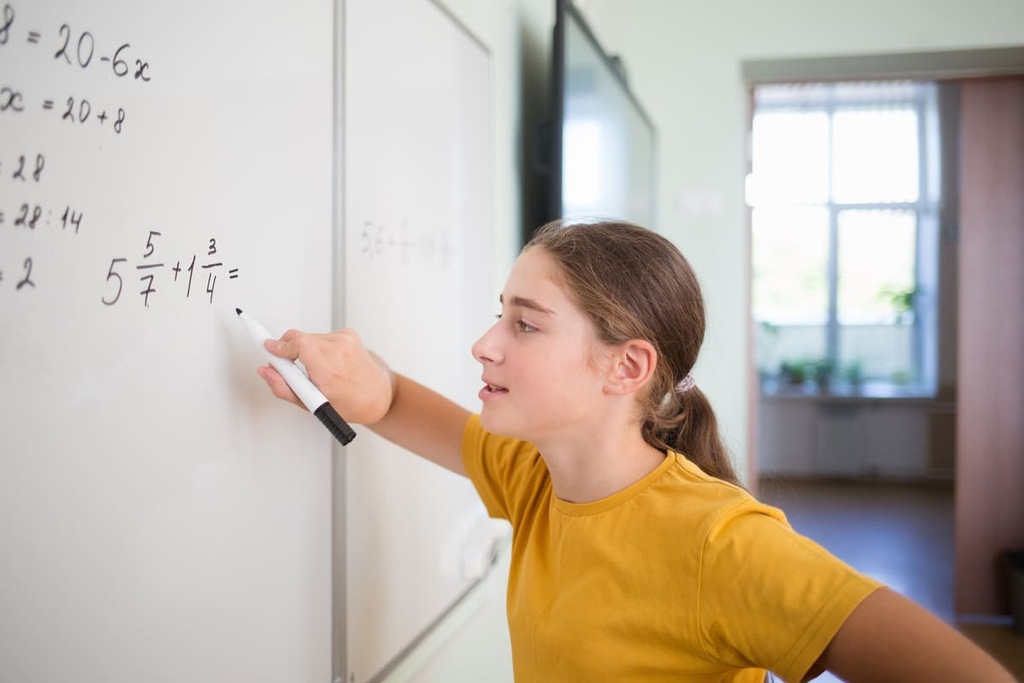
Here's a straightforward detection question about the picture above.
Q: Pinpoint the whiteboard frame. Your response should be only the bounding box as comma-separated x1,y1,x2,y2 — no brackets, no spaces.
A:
332,0,349,681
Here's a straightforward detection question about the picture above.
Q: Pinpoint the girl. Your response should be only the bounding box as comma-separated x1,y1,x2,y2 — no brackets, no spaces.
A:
257,220,1014,682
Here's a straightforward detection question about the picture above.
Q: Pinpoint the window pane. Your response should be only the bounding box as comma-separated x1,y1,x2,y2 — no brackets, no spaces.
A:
837,209,916,322
753,207,829,377
757,322,828,381
750,111,829,206
837,209,917,382
832,109,919,203
753,207,830,323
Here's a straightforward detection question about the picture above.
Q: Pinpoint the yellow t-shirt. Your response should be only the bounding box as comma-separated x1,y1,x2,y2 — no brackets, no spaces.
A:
462,415,881,683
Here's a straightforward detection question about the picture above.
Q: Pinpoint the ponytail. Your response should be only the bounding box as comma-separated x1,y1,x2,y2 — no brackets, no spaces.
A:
644,385,741,488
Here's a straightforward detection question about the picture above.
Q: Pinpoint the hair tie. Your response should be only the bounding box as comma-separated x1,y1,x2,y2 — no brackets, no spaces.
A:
675,373,696,394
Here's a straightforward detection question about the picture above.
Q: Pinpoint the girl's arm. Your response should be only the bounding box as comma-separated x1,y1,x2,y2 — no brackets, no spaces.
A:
258,328,471,476
812,587,1015,682
367,371,470,476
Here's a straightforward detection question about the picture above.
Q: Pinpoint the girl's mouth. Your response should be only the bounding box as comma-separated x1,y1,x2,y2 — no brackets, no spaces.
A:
479,383,508,399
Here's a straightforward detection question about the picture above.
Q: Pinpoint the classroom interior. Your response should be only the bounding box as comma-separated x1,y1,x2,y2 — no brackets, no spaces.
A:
386,0,1024,680
3,1,1021,682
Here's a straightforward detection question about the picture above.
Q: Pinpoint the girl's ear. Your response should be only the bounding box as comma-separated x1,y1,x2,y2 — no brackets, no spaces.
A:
605,340,657,395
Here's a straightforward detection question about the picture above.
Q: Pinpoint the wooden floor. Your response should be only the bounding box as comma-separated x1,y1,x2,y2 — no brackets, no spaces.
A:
758,478,1023,682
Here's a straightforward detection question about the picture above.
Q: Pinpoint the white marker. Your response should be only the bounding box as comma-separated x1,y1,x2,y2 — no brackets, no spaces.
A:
236,307,356,446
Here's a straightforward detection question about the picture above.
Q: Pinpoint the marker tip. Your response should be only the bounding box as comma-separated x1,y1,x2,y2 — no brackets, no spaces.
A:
235,307,243,316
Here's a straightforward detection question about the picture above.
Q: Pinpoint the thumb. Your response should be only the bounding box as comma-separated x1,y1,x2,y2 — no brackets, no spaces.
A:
265,329,302,361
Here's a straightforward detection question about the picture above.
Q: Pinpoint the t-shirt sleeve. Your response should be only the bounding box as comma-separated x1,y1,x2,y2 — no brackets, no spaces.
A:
696,503,883,683
461,414,549,527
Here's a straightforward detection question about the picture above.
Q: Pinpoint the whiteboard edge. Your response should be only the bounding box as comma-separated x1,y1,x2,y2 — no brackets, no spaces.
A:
332,0,348,682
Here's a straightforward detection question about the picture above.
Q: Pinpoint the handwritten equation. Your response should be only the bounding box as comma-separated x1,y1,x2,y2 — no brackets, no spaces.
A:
101,232,240,308
1,151,45,182
358,219,458,269
0,2,154,136
1,87,129,136
0,151,79,232
0,256,35,290
1,202,84,233
0,0,209,305
0,228,241,303
0,148,82,291
0,4,153,82
0,146,81,291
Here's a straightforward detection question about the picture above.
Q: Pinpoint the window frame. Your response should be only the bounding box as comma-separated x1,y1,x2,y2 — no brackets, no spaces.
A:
750,81,940,396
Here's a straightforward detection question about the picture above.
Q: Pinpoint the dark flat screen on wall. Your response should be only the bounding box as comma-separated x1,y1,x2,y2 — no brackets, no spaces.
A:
549,0,657,228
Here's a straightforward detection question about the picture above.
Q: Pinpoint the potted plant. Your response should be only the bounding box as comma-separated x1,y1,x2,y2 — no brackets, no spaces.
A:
778,359,808,386
843,359,865,391
811,357,836,392
880,285,917,324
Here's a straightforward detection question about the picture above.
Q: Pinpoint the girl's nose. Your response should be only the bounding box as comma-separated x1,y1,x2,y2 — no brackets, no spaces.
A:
471,321,503,365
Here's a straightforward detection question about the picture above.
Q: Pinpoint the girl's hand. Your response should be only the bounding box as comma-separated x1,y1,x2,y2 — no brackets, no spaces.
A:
257,328,395,426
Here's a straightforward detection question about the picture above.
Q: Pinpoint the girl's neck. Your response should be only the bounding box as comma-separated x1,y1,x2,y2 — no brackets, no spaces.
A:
540,431,667,504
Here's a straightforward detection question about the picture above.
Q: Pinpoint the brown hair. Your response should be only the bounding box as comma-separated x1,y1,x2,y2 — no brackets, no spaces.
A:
525,219,741,486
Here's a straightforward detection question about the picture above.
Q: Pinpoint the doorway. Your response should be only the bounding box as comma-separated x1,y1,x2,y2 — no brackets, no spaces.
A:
742,48,1024,627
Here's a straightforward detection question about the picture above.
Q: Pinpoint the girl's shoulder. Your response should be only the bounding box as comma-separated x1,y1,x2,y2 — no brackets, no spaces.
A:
658,451,789,526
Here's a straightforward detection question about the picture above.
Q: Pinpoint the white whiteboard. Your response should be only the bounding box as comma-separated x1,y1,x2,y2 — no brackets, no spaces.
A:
342,0,495,680
0,1,335,681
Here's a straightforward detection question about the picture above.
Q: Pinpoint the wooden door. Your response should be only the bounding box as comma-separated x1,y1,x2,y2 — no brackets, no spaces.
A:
956,76,1024,616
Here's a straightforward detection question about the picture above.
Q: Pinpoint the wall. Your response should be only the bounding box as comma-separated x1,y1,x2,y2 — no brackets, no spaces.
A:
563,0,1024,482
759,396,955,479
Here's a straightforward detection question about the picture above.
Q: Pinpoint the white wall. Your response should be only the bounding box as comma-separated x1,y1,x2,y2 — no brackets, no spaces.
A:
566,0,1024,481
759,397,955,479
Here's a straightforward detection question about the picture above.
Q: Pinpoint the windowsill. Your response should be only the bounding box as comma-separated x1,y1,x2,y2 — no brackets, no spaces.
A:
760,379,940,403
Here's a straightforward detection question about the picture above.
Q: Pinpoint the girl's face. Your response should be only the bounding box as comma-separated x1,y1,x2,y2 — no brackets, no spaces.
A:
471,247,611,443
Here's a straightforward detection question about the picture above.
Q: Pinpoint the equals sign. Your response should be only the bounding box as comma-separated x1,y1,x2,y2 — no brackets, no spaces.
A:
228,268,239,279
27,31,41,44
42,100,54,110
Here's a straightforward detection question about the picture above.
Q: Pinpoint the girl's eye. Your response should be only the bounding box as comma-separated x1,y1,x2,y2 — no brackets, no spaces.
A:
495,312,537,333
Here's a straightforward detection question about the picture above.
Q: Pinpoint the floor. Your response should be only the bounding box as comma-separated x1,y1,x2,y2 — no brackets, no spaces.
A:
758,478,1024,682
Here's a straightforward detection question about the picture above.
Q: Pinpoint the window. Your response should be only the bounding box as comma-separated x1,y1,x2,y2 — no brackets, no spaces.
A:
749,81,940,395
